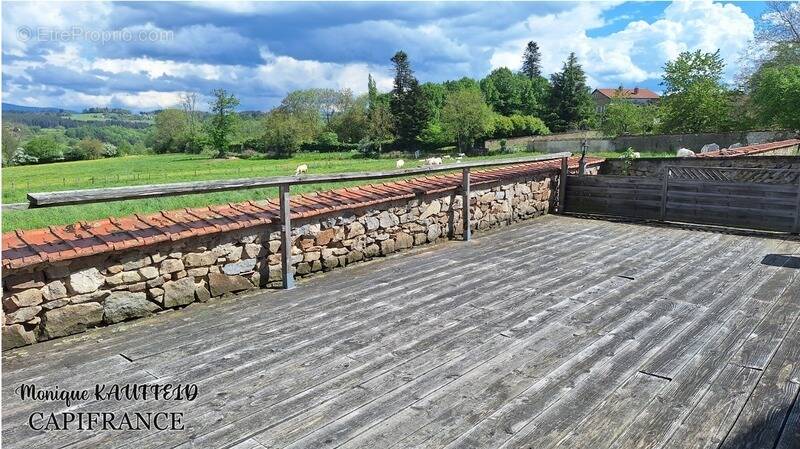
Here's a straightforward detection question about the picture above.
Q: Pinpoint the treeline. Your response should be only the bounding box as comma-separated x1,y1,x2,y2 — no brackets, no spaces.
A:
151,42,597,158
3,112,151,130
2,122,152,165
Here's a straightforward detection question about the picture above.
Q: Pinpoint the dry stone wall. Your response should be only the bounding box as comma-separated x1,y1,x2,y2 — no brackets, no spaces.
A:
2,173,557,350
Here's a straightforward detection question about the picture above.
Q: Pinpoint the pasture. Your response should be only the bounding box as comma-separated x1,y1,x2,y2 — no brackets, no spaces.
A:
2,150,674,231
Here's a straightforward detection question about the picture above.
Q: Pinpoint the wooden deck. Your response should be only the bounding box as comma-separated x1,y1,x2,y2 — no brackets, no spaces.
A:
3,216,800,449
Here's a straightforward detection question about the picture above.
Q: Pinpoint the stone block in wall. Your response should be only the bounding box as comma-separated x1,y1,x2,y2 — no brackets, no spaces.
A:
122,255,151,271
184,251,216,268
419,201,441,220
139,266,159,280
68,268,104,294
103,292,160,324
160,259,185,275
195,283,211,302
161,277,197,308
41,303,103,339
380,239,396,255
244,243,262,259
3,324,36,350
395,232,413,250
6,288,43,309
223,259,257,275
208,273,252,297
6,306,41,324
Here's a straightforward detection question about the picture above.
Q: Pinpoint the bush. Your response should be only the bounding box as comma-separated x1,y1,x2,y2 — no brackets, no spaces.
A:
103,143,118,158
10,148,38,165
300,141,360,153
487,114,549,139
317,131,339,146
24,135,66,163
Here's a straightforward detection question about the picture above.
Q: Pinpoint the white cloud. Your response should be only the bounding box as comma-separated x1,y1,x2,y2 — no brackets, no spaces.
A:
489,0,754,88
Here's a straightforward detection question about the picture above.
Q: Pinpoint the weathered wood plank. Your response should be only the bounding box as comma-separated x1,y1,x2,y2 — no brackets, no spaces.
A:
721,316,800,449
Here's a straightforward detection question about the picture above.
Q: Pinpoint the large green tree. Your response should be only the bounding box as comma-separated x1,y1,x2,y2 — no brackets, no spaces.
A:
546,52,594,132
750,64,800,129
153,109,189,153
600,100,658,136
207,88,240,158
521,41,542,79
390,51,430,145
659,50,732,133
441,88,493,153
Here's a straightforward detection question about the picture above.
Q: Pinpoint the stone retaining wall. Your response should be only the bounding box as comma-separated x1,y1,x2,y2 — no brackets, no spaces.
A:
600,155,800,178
2,172,558,350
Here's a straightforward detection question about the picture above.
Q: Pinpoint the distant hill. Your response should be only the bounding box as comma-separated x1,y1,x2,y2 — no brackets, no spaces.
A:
2,103,77,113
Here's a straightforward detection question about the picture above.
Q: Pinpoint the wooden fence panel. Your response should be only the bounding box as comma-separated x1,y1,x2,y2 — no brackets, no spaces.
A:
565,166,800,233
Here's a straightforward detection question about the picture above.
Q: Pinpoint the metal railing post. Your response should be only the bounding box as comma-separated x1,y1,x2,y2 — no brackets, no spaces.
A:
558,156,568,213
462,167,471,241
279,183,294,289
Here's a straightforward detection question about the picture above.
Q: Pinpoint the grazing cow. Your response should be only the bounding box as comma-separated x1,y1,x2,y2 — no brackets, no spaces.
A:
632,152,641,158
396,159,405,169
425,157,443,166
294,164,308,175
677,148,696,158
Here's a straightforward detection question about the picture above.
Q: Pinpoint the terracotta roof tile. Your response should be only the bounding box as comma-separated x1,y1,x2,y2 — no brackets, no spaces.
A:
3,156,601,270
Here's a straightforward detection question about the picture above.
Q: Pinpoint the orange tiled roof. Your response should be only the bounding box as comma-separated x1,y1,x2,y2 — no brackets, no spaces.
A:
594,87,660,100
2,156,603,271
696,139,800,158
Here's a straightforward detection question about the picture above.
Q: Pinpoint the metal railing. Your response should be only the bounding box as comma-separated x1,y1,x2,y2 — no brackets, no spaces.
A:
5,152,572,288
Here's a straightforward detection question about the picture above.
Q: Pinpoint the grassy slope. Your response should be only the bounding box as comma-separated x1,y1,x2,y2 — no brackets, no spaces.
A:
2,150,674,232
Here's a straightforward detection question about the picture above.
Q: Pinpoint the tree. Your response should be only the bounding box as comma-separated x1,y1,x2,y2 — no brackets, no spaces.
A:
750,65,800,128
659,50,732,133
76,138,105,159
547,52,595,132
390,51,430,145
262,111,306,157
2,123,24,164
24,135,66,163
180,91,203,153
662,49,725,95
481,68,525,116
600,100,658,136
330,94,369,143
521,41,542,79
757,1,800,45
207,88,240,158
441,88,493,153
152,109,188,153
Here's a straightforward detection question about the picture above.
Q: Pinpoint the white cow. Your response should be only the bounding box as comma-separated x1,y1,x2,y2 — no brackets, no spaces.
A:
632,152,641,158
676,148,696,158
294,164,308,175
425,157,443,166
395,159,405,169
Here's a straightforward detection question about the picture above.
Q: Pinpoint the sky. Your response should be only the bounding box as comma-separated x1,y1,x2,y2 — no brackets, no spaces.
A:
1,1,767,112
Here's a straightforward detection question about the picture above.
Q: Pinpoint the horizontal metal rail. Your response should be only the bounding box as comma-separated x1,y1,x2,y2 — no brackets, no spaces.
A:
24,152,572,208
8,152,573,289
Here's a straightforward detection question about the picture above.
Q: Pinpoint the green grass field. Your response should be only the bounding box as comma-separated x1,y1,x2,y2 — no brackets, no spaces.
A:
2,150,674,232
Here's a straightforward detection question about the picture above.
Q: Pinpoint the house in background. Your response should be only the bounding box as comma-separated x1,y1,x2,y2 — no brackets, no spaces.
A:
592,86,660,113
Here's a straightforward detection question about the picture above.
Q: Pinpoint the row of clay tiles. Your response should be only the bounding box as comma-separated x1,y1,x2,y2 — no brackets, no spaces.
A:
1,156,604,270
695,139,800,158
